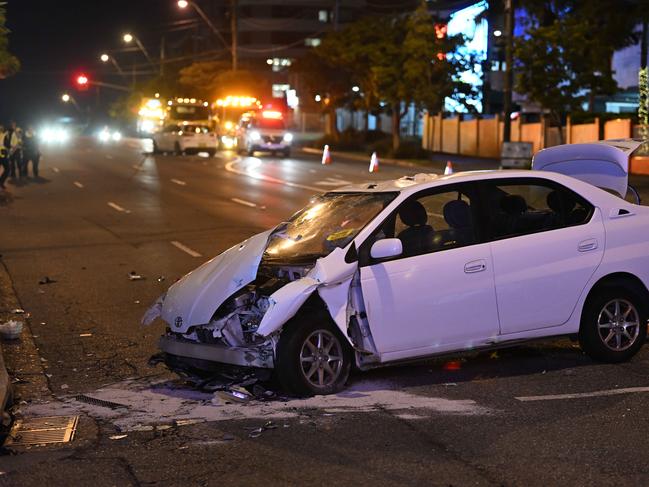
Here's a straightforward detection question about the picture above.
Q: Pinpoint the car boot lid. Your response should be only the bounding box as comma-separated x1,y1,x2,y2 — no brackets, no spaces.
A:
532,138,645,198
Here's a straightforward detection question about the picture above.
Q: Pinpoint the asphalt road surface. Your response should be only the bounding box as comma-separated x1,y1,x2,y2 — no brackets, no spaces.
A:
1,137,649,486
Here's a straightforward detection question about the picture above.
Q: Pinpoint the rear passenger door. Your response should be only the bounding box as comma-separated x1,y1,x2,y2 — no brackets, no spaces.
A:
480,177,605,335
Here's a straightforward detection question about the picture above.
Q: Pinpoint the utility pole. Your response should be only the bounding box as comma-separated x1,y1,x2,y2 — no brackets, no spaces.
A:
502,0,514,142
642,18,648,69
333,0,340,31
160,36,166,78
231,0,238,71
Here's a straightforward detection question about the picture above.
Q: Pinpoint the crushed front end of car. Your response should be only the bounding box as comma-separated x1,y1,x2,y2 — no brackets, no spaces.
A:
143,192,396,390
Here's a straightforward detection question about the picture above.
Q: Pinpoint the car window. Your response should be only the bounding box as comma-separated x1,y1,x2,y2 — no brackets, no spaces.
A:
182,125,209,134
360,184,477,264
263,192,397,262
481,178,593,240
252,118,285,130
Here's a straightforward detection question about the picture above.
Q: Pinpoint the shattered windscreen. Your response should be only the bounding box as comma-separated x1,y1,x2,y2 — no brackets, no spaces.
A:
264,192,397,261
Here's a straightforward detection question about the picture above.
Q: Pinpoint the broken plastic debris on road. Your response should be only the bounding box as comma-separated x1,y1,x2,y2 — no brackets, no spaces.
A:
18,376,490,433
128,271,145,281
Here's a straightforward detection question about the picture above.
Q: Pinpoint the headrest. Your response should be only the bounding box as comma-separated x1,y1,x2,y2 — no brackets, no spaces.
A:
443,199,471,228
500,194,527,215
399,200,428,226
547,190,576,213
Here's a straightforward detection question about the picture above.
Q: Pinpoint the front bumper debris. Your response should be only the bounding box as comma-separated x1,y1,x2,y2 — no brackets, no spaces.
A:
158,335,274,369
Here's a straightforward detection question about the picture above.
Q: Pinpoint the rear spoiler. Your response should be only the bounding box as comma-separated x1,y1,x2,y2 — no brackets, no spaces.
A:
532,139,645,198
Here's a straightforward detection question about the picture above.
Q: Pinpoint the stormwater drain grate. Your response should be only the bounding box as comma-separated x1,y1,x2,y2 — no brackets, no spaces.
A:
4,416,79,447
74,395,129,410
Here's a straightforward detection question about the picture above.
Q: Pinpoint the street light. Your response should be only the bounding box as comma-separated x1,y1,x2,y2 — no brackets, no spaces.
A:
99,52,125,75
61,93,81,112
176,0,237,71
122,33,155,67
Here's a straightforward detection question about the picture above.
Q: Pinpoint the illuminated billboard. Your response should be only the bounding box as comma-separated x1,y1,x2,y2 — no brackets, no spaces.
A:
444,1,489,113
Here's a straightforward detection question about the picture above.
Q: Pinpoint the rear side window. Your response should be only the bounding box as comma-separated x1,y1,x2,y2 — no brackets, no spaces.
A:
481,178,593,240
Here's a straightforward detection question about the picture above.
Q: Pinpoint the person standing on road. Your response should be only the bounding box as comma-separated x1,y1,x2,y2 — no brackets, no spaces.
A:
0,125,9,190
22,126,40,177
12,127,25,178
4,121,15,178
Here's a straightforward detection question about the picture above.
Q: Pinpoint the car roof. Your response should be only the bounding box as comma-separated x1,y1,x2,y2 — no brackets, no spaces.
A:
330,169,626,206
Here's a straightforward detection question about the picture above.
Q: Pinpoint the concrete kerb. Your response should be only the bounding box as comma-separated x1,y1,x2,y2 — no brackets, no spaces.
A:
0,262,14,414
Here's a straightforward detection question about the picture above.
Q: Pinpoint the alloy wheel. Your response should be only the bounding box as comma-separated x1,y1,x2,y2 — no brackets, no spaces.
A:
597,299,640,352
299,330,344,389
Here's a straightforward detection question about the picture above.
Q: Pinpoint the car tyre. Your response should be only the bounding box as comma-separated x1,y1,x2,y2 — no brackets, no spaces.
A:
282,149,291,158
275,313,352,396
174,142,183,156
152,141,159,154
578,285,647,363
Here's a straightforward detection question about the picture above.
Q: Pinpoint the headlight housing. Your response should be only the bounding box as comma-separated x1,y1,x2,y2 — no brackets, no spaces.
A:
283,132,293,143
249,130,261,141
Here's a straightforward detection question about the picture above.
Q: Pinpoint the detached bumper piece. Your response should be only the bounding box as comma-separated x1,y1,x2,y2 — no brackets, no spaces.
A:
158,335,274,369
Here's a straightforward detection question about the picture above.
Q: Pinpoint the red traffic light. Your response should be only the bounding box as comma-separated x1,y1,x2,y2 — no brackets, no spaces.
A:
75,73,89,90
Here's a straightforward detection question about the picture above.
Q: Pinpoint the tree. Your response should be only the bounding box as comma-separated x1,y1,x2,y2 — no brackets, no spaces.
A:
292,49,353,140
314,2,475,151
178,61,267,100
515,0,638,124
0,5,19,79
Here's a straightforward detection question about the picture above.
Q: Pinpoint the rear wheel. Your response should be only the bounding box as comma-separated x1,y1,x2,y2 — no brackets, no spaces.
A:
579,285,647,363
275,315,352,396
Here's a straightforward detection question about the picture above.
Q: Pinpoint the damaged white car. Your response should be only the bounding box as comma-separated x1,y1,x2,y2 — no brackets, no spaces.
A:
145,139,649,395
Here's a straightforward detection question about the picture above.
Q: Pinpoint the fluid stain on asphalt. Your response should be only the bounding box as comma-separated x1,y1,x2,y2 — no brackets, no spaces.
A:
20,377,490,432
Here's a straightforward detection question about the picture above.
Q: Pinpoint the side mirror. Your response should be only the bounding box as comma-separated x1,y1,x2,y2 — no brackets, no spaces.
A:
370,238,403,260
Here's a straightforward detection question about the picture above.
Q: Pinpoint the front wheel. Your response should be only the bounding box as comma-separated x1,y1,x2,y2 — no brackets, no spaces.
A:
579,286,647,363
275,316,352,396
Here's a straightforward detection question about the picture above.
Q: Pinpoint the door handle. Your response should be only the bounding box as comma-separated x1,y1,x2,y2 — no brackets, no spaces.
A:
464,259,487,273
578,238,598,252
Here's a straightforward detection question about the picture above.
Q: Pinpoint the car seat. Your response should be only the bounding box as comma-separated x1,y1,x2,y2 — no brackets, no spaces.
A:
397,200,434,256
441,199,473,247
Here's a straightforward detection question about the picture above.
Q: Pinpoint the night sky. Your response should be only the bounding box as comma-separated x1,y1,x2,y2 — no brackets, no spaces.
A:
0,0,176,126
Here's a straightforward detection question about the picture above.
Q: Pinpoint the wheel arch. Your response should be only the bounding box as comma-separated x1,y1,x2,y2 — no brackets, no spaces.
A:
581,272,649,320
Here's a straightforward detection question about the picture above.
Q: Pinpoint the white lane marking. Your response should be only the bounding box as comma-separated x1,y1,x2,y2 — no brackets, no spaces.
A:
73,181,84,188
171,240,202,258
224,157,321,193
171,179,187,186
52,167,60,173
107,202,131,214
106,155,113,160
315,177,352,187
231,197,257,208
515,386,649,402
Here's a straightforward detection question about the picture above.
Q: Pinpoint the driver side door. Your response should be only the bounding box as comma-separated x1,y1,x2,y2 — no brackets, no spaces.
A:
358,184,500,361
